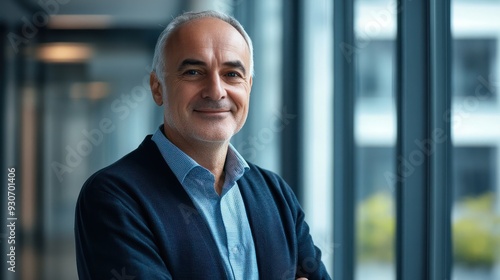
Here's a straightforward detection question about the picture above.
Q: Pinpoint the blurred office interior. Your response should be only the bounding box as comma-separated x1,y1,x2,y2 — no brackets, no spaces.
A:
0,0,499,279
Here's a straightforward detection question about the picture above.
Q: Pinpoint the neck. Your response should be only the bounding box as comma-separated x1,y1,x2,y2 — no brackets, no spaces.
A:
163,129,228,195
190,143,228,195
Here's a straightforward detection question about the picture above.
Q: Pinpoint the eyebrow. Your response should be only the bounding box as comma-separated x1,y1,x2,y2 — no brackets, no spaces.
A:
177,59,247,76
223,60,247,76
177,59,207,71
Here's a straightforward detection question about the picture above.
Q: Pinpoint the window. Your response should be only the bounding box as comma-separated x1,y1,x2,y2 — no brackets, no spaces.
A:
334,0,455,279
354,1,396,279
453,39,497,99
301,0,334,275
452,1,500,279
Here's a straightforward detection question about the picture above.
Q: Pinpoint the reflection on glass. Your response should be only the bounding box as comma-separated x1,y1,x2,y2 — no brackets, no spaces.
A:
354,1,396,279
302,0,334,276
452,2,500,279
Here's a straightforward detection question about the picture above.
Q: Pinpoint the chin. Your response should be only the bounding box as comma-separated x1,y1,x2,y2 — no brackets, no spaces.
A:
196,134,232,144
191,129,235,144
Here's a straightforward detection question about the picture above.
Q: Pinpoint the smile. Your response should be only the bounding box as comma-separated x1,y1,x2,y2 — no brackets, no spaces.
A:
193,109,231,116
194,109,230,113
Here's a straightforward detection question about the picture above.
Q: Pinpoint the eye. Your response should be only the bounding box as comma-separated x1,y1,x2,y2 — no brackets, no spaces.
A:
183,69,200,76
225,72,242,78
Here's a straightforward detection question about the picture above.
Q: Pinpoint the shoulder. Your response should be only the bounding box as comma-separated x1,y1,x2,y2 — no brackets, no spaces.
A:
239,161,301,212
78,135,167,203
244,161,282,181
243,162,288,190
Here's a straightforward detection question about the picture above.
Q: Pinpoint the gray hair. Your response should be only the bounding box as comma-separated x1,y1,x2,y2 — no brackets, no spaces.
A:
151,10,254,82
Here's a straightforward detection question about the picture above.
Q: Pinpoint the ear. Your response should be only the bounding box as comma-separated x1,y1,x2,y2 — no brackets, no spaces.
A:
150,71,163,106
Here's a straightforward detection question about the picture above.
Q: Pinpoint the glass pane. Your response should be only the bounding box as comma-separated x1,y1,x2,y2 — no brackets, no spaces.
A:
354,1,397,279
17,31,161,280
452,1,500,279
302,0,334,276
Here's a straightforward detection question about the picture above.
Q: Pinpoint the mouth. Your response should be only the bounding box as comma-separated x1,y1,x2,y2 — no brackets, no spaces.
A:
193,109,231,116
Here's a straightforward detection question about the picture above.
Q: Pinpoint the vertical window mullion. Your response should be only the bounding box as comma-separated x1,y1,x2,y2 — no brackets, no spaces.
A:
281,0,304,200
396,0,452,279
429,0,452,279
396,0,429,279
333,0,355,279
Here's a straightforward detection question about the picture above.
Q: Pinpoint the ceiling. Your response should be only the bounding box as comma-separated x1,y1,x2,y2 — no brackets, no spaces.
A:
1,0,231,29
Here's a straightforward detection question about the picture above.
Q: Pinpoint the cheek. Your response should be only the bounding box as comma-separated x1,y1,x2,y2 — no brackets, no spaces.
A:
241,95,251,118
165,84,193,111
231,87,251,108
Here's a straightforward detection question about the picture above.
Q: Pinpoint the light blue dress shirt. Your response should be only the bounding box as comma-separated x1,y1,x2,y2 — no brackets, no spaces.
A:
152,128,259,279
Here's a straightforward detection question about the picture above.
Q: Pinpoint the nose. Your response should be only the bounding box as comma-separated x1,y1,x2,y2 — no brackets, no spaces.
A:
202,73,226,100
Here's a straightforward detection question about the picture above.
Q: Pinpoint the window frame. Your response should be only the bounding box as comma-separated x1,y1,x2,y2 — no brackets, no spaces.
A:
333,0,356,278
332,0,453,279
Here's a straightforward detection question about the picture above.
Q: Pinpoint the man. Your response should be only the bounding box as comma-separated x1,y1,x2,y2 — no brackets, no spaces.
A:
75,10,330,280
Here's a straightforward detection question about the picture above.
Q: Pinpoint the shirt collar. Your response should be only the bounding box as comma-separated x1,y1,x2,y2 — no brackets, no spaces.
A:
151,125,249,186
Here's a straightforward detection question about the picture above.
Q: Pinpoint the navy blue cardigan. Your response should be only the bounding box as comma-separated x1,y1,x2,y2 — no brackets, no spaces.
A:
75,136,330,279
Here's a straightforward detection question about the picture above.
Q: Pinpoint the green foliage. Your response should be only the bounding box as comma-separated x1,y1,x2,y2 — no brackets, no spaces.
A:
356,192,500,266
453,192,500,267
356,193,395,262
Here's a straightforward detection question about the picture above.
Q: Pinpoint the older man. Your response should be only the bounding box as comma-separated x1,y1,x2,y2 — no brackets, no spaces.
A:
75,10,330,280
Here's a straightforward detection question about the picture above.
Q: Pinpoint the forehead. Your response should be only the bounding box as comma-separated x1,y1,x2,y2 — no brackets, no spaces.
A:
164,17,250,67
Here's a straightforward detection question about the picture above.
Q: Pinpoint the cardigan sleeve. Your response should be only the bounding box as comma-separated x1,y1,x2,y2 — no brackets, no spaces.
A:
74,175,172,280
281,177,332,280
294,202,331,280
240,165,332,279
